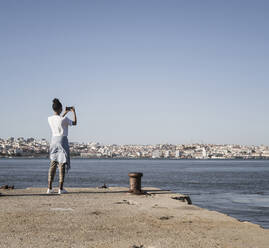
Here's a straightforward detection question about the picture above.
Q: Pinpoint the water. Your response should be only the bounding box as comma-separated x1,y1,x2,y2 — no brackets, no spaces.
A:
1,159,269,228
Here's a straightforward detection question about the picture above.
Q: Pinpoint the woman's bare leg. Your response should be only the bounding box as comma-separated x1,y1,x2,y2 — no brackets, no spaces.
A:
48,161,57,189
58,163,66,190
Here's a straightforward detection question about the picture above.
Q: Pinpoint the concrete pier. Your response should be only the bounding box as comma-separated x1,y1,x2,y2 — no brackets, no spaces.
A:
0,187,268,248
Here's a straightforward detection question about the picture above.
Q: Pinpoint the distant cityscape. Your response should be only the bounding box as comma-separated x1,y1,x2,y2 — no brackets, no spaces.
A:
1,137,269,160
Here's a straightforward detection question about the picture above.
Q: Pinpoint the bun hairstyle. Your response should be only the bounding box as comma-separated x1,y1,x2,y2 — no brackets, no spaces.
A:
52,98,62,112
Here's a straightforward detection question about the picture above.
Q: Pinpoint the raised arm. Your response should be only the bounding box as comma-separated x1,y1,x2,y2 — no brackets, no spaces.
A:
62,109,69,117
71,107,77,126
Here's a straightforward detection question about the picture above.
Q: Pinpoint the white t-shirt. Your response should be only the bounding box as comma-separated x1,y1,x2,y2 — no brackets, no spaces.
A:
48,115,73,137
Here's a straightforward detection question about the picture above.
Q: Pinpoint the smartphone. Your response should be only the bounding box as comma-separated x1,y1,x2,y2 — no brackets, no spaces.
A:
66,107,72,111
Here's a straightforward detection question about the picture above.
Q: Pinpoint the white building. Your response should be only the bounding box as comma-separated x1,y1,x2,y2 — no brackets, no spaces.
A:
152,150,161,159
175,150,181,158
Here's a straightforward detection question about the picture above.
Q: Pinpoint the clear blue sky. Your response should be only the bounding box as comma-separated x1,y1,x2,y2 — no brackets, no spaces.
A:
1,0,269,145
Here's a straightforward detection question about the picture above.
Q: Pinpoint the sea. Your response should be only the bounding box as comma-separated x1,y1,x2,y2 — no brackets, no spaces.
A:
0,158,269,229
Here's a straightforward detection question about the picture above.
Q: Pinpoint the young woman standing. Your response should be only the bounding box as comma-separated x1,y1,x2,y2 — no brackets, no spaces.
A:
47,98,77,194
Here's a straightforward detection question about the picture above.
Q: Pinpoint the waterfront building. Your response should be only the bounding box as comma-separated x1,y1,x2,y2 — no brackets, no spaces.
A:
152,150,161,159
163,150,170,158
175,150,182,158
202,147,207,159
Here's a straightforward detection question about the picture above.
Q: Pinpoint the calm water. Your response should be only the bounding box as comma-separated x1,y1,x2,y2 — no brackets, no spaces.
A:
1,159,269,228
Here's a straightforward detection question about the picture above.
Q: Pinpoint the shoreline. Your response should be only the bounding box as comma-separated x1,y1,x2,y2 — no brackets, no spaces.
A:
1,187,268,248
1,156,269,160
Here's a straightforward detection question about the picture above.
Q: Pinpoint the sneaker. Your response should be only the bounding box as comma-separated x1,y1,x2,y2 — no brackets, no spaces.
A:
46,188,54,194
58,189,68,195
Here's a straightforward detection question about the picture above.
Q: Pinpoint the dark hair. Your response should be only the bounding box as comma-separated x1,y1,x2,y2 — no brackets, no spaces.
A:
52,98,62,112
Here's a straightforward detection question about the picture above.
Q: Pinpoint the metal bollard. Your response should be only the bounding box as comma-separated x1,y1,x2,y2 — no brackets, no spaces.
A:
128,172,143,194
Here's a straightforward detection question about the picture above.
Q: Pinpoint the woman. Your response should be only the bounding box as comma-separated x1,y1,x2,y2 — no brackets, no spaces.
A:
47,98,77,194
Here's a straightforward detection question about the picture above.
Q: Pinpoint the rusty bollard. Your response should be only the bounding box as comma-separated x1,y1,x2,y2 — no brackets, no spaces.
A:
128,172,143,194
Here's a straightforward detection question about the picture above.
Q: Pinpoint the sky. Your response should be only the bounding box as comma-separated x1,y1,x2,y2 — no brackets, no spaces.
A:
0,0,269,145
